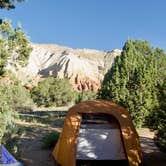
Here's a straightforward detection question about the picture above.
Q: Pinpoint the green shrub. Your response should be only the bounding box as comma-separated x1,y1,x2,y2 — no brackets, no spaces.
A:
31,77,74,107
0,85,15,142
148,109,166,152
42,131,60,149
2,125,22,157
74,91,96,104
0,76,34,143
10,84,35,112
154,122,166,152
153,81,166,152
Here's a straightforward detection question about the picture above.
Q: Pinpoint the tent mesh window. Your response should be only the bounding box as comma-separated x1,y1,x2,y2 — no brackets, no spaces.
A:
76,113,129,166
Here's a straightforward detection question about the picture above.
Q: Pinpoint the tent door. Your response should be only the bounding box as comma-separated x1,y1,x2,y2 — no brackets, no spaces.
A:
76,114,128,166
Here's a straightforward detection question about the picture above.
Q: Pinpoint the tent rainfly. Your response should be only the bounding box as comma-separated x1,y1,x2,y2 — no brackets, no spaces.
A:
0,145,22,166
52,100,143,166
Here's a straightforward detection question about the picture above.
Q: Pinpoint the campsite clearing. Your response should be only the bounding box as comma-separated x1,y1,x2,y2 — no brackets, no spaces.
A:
15,110,166,166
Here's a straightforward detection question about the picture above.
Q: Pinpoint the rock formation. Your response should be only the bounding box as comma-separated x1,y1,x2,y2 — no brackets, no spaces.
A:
7,44,121,91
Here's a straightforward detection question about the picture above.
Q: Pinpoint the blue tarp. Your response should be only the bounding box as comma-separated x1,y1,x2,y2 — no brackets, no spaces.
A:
0,145,21,165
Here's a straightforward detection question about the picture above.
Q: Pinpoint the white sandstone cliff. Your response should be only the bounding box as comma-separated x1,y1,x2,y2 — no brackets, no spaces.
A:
7,44,121,91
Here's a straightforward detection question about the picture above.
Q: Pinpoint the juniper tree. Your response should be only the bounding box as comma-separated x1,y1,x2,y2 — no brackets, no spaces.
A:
98,40,160,127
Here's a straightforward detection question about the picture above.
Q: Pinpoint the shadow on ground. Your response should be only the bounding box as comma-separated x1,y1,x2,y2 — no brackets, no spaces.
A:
17,124,56,166
140,136,166,166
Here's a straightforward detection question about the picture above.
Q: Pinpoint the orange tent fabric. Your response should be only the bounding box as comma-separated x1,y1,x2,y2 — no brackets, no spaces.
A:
52,100,142,166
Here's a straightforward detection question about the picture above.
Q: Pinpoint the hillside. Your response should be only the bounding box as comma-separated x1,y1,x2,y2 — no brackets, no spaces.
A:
7,44,121,91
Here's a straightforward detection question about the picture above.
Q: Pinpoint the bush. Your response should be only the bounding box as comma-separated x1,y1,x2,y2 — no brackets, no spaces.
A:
154,123,166,152
74,91,96,104
10,84,35,112
42,131,60,149
0,76,34,143
31,78,74,107
0,85,15,142
2,125,22,157
148,109,166,152
152,81,166,152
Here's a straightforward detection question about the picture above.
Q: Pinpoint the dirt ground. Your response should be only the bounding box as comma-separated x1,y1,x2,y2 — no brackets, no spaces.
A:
16,121,57,166
138,128,166,166
16,116,166,166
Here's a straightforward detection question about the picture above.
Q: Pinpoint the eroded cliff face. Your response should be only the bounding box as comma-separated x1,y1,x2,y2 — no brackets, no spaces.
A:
7,44,121,91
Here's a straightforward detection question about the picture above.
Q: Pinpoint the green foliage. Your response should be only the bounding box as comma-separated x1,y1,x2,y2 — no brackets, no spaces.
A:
0,0,24,9
98,39,166,151
2,125,21,156
0,76,34,143
151,80,166,151
74,91,96,104
11,84,35,112
8,75,35,111
42,131,60,149
154,120,166,152
0,85,15,143
98,40,165,128
31,77,74,107
0,20,32,76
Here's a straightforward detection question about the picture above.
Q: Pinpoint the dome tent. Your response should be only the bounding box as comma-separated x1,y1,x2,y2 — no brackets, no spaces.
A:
0,145,22,166
52,100,142,166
